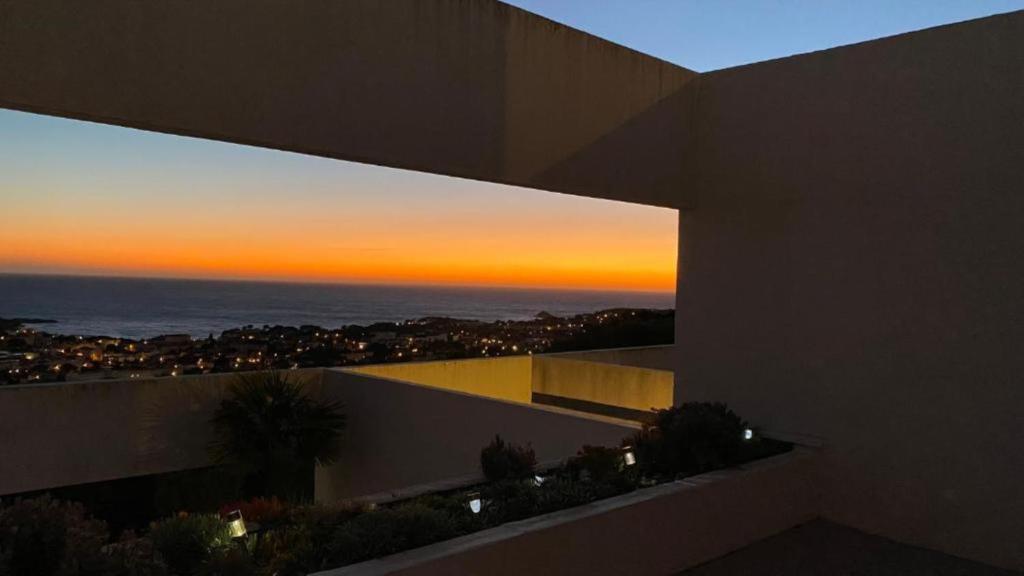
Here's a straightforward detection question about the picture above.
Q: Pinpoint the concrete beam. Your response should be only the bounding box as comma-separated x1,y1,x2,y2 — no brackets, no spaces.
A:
0,0,697,208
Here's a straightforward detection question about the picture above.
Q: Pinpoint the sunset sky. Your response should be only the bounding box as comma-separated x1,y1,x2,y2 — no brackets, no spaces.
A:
0,109,677,293
3,1,1019,293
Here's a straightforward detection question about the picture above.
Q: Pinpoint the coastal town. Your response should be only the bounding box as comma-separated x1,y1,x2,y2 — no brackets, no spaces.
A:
0,309,672,385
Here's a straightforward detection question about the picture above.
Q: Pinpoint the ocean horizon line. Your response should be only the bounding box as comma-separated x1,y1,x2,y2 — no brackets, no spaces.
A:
0,274,674,340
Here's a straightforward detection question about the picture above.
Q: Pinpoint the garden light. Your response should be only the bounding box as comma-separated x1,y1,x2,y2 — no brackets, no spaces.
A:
622,446,636,467
467,491,482,514
225,509,247,538
744,428,754,441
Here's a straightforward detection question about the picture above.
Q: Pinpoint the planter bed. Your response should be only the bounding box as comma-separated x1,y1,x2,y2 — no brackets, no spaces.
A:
316,446,818,576
0,402,798,576
291,438,794,574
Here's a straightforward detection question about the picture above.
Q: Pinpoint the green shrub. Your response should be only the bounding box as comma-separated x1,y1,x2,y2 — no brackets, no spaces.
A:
326,504,462,567
149,513,232,576
534,476,603,514
100,534,169,576
253,525,318,576
479,435,536,482
253,502,368,575
196,547,255,576
481,480,539,524
406,494,484,534
210,371,346,501
0,497,65,576
567,445,628,483
0,494,109,576
632,402,748,478
285,501,364,529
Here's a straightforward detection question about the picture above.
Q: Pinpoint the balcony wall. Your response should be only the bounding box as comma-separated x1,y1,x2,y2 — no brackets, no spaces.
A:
542,344,676,372
346,351,674,420
315,368,638,502
531,356,673,414
348,356,533,404
0,369,323,495
0,362,639,503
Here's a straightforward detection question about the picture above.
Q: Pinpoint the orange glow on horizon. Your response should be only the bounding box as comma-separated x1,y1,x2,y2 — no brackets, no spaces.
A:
0,232,676,293
0,194,677,293
0,109,678,294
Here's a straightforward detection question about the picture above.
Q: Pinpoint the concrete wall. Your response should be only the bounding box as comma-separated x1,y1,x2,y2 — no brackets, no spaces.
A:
0,364,635,503
316,449,819,576
531,356,673,412
677,12,1024,569
349,357,532,404
543,345,677,372
0,369,324,495
350,353,674,415
0,0,696,208
315,369,636,502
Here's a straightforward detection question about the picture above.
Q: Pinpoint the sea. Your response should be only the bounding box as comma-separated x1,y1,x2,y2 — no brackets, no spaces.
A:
0,274,674,339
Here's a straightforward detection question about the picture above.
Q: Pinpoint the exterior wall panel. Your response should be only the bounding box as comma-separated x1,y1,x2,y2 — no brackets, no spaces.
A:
677,12,1024,569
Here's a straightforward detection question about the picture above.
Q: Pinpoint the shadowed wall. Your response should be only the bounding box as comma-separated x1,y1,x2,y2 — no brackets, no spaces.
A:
316,368,636,502
677,12,1024,569
0,370,324,495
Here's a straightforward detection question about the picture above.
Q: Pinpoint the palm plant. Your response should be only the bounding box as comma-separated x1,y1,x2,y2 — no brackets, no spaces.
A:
210,371,345,501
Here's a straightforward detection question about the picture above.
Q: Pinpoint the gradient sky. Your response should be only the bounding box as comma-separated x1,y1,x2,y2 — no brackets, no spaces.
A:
503,0,1024,71
0,110,677,292
3,1,1020,292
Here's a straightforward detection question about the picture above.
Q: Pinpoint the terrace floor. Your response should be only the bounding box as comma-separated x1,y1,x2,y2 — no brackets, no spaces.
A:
678,520,1017,576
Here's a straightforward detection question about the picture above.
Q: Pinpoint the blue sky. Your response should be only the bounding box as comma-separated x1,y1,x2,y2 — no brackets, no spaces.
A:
504,0,1024,71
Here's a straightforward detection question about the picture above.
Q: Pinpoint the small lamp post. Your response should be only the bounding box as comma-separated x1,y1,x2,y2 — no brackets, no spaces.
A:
467,491,483,514
225,509,247,539
622,446,637,467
